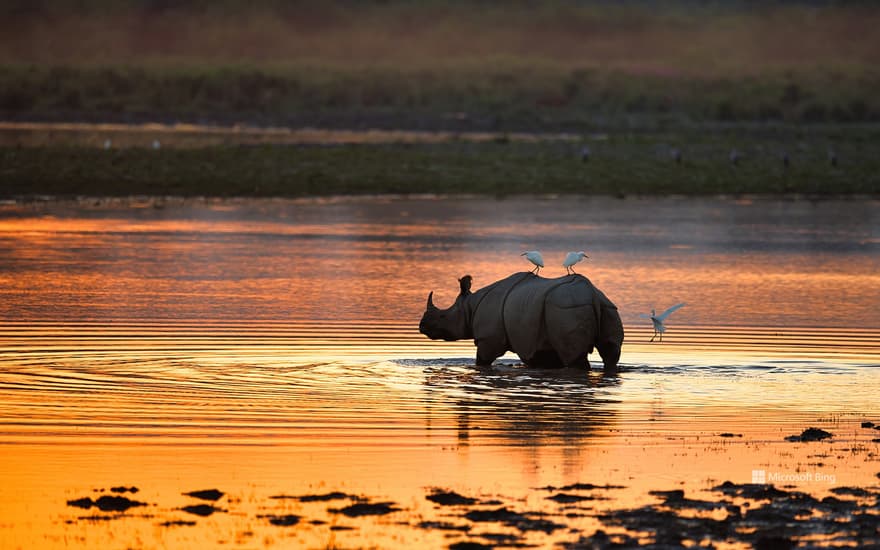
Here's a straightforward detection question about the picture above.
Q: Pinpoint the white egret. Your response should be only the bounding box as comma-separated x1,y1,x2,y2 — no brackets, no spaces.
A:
580,145,591,163
152,139,161,150
671,148,682,164
521,251,544,274
563,251,589,275
828,149,838,167
103,139,112,150
640,303,686,342
729,149,740,165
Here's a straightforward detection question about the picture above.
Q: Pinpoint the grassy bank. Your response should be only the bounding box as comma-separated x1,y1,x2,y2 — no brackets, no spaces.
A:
3,63,879,131
4,129,878,197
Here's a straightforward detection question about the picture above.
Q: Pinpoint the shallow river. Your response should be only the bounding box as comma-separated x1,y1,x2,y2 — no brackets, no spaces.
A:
0,196,878,549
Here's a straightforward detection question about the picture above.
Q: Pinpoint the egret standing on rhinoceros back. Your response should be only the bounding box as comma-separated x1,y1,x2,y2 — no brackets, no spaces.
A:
419,272,624,371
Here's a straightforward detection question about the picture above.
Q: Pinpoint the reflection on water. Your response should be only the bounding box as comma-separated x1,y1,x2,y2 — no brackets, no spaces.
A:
1,196,877,327
0,197,878,548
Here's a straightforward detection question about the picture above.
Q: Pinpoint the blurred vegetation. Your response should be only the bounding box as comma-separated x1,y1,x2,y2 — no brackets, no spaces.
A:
2,64,878,130
1,1,879,130
4,126,878,197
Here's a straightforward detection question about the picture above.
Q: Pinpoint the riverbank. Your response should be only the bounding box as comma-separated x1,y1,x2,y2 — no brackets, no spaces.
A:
3,124,878,197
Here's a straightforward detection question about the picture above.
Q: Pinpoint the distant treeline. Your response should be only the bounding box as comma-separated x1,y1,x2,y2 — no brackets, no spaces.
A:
2,0,877,14
2,0,879,128
2,64,877,130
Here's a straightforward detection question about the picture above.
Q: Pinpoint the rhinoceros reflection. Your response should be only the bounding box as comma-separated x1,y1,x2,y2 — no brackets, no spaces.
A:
422,363,621,449
419,272,624,371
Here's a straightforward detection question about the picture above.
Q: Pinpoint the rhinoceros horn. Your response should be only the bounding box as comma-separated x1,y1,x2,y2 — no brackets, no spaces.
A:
426,291,437,310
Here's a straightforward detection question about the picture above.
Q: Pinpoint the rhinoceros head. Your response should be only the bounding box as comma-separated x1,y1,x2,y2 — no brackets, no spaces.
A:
419,275,473,342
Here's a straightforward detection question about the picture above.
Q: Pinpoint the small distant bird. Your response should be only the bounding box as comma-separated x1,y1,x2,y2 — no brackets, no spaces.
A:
782,151,790,169
521,251,544,274
103,139,112,150
729,149,740,166
563,251,589,275
641,303,686,342
152,139,161,150
580,145,591,163
671,148,682,164
828,150,838,167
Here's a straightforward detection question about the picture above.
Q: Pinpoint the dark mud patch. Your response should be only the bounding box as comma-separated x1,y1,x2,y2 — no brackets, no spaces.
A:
183,489,224,501
719,432,743,437
861,421,875,428
830,486,873,498
259,514,300,526
563,530,641,549
270,491,359,502
713,481,792,500
181,504,224,517
464,507,565,533
110,486,139,494
67,495,147,512
159,520,197,527
416,520,471,532
547,493,599,504
785,427,833,442
449,542,493,550
649,489,726,510
540,482,626,491
75,514,132,522
426,489,478,506
600,482,880,548
331,501,401,517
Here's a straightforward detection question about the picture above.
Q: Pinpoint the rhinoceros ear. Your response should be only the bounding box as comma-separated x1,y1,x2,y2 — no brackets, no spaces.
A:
426,291,437,310
458,275,472,295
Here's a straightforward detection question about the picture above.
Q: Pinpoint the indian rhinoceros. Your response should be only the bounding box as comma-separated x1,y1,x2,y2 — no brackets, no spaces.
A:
419,272,624,370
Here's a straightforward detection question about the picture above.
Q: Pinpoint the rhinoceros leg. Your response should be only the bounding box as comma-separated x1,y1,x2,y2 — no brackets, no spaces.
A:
475,343,504,366
597,341,620,372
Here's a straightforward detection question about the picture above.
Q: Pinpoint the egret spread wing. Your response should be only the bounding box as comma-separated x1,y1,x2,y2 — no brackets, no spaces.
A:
638,313,652,318
656,302,685,321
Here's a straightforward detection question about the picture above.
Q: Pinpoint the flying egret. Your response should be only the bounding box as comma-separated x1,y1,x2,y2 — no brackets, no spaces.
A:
640,303,686,342
521,251,544,274
563,251,589,275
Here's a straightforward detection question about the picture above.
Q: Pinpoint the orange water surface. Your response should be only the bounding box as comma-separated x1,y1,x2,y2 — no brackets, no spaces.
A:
0,197,878,549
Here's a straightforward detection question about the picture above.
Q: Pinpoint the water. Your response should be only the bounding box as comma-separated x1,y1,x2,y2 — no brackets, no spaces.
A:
0,196,878,549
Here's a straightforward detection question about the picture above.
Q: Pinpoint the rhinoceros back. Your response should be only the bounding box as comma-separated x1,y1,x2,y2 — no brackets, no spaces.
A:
499,274,600,367
543,277,601,366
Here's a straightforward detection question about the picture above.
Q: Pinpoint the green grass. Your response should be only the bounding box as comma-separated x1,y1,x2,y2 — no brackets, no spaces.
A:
2,63,878,130
4,129,878,198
